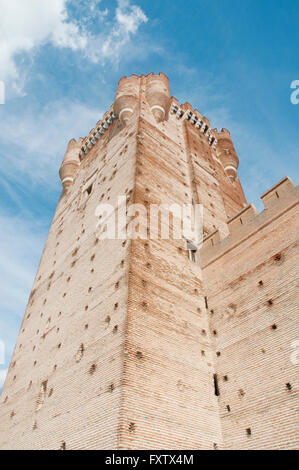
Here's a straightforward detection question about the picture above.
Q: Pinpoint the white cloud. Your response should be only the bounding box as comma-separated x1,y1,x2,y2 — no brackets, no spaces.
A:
0,369,8,390
0,211,46,316
0,101,101,186
0,0,87,83
0,0,148,94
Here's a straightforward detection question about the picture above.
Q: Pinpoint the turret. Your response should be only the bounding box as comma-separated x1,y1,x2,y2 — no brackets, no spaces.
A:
146,73,171,122
59,138,81,191
113,75,140,125
216,128,239,180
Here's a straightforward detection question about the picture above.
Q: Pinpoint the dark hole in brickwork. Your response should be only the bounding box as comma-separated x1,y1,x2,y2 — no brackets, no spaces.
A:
286,383,292,391
271,324,277,330
274,253,282,262
267,299,273,306
216,352,221,357
213,374,220,396
246,428,252,436
136,351,143,359
129,423,135,432
60,441,66,450
226,405,231,412
239,389,245,398
213,443,218,450
109,384,115,393
89,364,96,375
258,280,264,287
201,350,205,357
113,325,118,334
213,330,218,336
205,297,209,309
223,375,228,382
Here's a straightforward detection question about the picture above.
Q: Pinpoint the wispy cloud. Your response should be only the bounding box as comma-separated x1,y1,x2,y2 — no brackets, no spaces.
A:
0,210,48,393
0,211,47,316
0,100,101,188
0,0,148,95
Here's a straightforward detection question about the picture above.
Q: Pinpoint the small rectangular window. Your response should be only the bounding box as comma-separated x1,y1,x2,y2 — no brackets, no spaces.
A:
214,374,220,396
187,240,197,262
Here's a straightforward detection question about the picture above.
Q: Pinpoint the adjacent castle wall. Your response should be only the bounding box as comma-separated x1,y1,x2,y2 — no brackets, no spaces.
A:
200,177,299,449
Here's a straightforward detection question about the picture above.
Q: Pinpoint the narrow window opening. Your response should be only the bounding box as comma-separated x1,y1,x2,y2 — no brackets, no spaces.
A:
187,240,197,262
36,380,48,412
213,374,220,396
129,423,135,432
275,191,279,198
60,441,66,450
86,184,93,196
205,297,209,309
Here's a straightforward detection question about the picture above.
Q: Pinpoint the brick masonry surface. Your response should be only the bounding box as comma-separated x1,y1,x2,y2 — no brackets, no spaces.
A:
0,73,298,450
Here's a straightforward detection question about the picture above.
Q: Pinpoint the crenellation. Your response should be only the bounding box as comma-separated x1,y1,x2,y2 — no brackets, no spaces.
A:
261,176,295,208
200,178,298,268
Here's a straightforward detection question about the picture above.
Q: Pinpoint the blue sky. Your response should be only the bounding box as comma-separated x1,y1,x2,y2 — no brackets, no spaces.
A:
0,0,298,391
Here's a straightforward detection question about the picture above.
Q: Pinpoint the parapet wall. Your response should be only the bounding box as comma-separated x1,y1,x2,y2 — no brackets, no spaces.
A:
200,176,299,268
200,175,299,450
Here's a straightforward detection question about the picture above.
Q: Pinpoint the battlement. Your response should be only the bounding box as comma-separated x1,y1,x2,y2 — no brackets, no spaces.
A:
79,108,116,161
200,176,298,268
59,73,243,190
169,101,217,148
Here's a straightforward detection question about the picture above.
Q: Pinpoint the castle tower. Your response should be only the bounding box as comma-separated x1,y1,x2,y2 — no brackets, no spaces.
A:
0,74,298,450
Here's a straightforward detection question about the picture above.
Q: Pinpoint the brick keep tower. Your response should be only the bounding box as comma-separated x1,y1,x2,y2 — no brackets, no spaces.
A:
0,73,298,450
